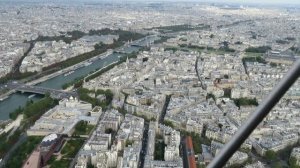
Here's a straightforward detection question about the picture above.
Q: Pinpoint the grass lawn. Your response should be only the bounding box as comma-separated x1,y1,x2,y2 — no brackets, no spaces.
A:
72,121,95,136
73,124,94,136
50,158,71,168
61,139,85,158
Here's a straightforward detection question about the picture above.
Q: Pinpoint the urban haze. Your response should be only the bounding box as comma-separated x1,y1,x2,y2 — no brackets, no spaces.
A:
0,0,299,168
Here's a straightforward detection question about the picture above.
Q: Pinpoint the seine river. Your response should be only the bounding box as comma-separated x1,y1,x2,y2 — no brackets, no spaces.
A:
0,36,158,120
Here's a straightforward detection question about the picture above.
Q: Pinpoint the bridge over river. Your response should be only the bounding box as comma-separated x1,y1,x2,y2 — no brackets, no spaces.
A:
3,82,78,99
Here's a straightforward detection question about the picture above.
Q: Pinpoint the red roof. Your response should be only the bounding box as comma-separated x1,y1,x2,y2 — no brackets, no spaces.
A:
186,136,194,150
186,136,197,168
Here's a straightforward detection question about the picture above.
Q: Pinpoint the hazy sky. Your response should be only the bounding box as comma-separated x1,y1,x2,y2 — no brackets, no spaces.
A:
133,0,300,5
73,0,300,5
1,0,300,5
203,0,300,4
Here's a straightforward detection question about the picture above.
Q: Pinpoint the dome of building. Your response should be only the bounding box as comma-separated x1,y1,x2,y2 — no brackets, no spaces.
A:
41,134,58,147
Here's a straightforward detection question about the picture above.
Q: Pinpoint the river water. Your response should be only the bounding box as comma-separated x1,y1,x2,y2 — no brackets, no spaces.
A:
0,36,158,120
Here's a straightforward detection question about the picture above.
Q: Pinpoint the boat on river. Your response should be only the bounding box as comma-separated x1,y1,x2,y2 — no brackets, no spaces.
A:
64,71,74,77
28,94,35,99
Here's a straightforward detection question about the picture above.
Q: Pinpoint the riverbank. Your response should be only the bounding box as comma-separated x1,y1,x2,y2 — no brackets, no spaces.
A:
0,35,158,121
0,36,150,100
27,50,113,86
83,60,118,83
0,90,15,102
0,114,23,136
0,51,111,102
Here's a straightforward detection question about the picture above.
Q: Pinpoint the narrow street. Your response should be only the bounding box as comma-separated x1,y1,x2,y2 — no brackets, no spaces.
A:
181,137,189,168
159,95,171,124
139,122,149,168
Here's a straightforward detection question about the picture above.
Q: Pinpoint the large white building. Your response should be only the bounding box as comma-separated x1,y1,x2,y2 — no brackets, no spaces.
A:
27,97,101,136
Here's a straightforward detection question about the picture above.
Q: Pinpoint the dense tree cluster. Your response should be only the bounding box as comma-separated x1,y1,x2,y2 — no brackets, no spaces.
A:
125,140,134,147
0,71,36,84
154,141,166,160
276,39,290,44
150,24,210,33
290,46,300,54
206,93,216,101
233,98,258,108
235,41,243,45
0,130,20,158
73,121,94,136
164,47,179,52
245,46,271,53
219,46,235,52
9,96,57,124
5,136,43,168
184,44,206,50
270,62,278,67
242,56,266,64
78,88,113,109
163,120,174,128
265,150,277,161
28,28,145,44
